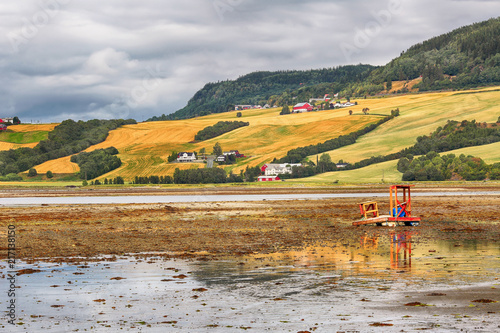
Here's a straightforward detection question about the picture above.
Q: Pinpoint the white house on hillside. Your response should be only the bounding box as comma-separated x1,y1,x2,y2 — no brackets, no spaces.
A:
177,152,196,162
262,163,302,176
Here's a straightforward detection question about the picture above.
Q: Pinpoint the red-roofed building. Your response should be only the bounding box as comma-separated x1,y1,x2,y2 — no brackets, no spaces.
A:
293,102,313,113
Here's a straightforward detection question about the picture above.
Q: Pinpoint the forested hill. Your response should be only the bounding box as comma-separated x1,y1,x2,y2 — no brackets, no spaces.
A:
149,17,500,121
366,17,500,92
148,65,375,121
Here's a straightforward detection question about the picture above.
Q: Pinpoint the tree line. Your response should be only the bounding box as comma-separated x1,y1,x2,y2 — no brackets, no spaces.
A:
70,147,122,180
132,165,262,184
0,118,136,176
398,151,500,181
88,176,125,186
194,121,250,141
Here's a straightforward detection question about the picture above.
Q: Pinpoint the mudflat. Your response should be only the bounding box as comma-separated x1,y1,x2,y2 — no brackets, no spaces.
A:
1,186,499,260
1,186,499,331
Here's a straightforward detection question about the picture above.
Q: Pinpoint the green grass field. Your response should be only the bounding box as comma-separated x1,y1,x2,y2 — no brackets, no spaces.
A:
0,130,49,144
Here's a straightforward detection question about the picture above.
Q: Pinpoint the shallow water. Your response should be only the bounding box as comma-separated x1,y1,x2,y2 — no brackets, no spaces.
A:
2,233,499,332
1,191,500,206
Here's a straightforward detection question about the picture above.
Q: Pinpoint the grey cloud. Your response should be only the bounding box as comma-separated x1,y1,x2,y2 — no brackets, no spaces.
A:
0,0,498,122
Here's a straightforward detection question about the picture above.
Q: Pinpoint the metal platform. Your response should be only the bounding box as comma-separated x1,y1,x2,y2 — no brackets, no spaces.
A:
353,215,421,227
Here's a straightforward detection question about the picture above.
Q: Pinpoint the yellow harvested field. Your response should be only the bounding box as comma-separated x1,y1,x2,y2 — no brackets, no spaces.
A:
33,107,382,180
34,156,79,174
30,86,500,182
0,142,38,150
9,124,58,132
389,77,421,93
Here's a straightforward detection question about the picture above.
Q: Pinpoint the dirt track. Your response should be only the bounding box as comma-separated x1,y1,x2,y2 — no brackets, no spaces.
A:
1,187,499,260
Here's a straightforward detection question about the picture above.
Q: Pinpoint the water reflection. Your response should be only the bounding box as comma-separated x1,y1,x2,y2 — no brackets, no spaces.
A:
2,236,499,331
389,232,413,271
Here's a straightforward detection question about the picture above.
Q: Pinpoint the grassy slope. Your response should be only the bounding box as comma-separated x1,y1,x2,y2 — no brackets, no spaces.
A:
33,107,381,179
310,87,500,164
293,136,500,184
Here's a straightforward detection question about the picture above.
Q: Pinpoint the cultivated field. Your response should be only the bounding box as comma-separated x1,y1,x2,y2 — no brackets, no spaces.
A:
310,88,500,164
33,106,381,180
291,140,500,184
21,86,500,182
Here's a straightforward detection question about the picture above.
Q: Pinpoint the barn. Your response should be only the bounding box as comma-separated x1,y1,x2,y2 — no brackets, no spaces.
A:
293,102,313,113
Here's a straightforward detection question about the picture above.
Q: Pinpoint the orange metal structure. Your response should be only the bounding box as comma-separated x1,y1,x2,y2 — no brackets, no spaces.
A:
353,185,421,226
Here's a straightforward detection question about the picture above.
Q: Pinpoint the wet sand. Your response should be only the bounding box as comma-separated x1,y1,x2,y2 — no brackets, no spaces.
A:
1,187,499,260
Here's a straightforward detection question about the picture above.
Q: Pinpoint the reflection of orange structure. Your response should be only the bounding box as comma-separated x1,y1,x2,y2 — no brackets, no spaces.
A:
390,232,413,270
354,185,421,226
361,234,379,250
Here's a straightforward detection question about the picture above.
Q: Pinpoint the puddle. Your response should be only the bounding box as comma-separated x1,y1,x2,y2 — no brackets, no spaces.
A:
2,234,499,332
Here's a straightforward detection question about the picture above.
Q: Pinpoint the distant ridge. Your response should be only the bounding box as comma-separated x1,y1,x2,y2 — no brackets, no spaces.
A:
149,17,500,121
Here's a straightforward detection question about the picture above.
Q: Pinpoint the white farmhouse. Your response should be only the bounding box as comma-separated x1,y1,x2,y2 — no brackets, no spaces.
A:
177,152,196,162
262,163,302,176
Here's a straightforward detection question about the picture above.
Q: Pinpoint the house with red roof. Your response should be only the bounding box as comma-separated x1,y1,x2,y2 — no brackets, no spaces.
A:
293,102,313,113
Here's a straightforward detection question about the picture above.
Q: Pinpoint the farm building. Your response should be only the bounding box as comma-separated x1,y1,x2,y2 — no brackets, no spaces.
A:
257,176,281,182
0,117,14,123
0,124,6,131
293,102,313,113
261,163,302,176
235,105,262,110
216,156,226,162
336,163,350,168
223,150,245,158
177,152,196,162
309,94,332,103
333,102,355,108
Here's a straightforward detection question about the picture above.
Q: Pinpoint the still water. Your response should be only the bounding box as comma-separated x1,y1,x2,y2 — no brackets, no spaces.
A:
1,191,500,206
2,233,499,332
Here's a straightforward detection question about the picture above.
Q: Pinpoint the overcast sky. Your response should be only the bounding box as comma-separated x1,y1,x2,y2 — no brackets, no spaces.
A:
0,0,498,123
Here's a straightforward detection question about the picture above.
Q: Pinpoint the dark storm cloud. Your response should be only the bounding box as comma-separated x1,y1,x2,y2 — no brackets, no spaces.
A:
0,0,498,122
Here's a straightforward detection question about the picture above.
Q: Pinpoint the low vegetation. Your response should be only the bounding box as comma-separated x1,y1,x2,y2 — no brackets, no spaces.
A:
194,121,250,141
0,130,49,144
